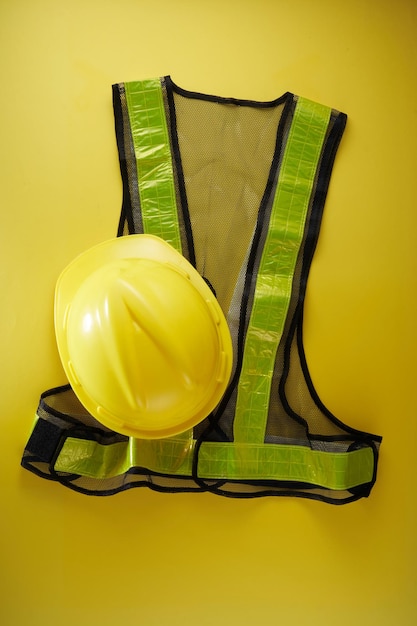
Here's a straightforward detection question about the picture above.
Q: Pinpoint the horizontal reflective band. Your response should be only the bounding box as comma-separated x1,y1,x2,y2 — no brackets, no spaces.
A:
55,435,195,479
234,97,331,444
124,79,182,252
54,435,374,490
198,443,374,490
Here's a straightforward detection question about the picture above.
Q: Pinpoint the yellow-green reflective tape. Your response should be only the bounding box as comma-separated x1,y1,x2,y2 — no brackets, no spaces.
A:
124,79,182,252
198,443,374,490
54,435,374,490
233,97,331,444
124,80,193,449
55,434,195,479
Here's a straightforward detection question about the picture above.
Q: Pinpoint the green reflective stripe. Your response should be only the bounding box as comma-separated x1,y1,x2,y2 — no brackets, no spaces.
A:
55,433,195,479
123,79,193,453
124,79,182,251
233,97,331,444
53,433,374,491
198,443,374,490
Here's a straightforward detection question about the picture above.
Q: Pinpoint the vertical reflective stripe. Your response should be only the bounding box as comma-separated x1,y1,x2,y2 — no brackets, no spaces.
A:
123,80,192,461
234,97,331,444
124,79,182,252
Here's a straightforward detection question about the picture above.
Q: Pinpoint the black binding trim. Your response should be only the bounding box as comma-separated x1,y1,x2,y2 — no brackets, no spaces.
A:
164,77,196,266
169,76,290,109
23,419,63,464
293,112,382,444
112,83,135,236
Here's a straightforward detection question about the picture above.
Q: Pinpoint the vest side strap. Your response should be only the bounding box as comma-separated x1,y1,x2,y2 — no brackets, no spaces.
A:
53,430,375,491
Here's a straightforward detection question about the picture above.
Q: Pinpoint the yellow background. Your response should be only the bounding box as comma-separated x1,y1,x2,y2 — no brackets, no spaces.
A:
1,0,416,624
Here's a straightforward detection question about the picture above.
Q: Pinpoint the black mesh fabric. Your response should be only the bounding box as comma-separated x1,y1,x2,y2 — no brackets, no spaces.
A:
21,77,382,503
171,88,286,314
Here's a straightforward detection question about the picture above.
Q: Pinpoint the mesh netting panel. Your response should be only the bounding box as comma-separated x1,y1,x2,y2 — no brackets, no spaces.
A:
172,90,285,314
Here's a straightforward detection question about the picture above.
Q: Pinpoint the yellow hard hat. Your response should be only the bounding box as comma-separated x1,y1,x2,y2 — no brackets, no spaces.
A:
55,235,233,439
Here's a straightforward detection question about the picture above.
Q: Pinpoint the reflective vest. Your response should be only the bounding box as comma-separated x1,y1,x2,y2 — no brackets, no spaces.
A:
21,76,382,503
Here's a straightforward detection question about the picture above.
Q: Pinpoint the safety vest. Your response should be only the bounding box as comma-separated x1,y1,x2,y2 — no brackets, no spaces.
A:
21,76,382,503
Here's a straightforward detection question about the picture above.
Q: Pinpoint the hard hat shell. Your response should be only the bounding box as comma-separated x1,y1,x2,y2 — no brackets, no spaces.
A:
55,235,233,439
